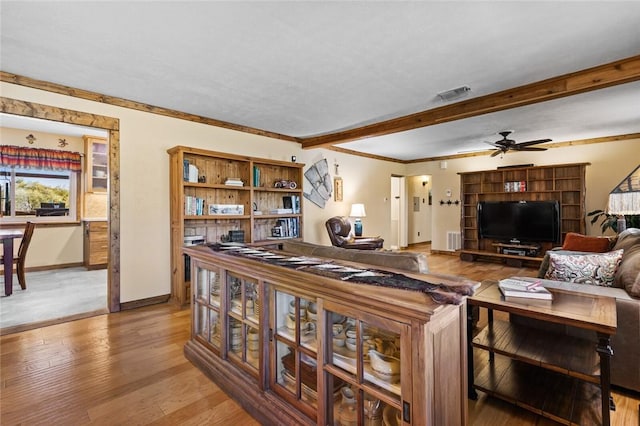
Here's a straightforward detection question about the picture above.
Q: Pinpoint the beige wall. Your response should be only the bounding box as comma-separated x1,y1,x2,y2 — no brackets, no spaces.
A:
0,127,84,151
302,150,405,245
406,139,640,251
3,81,635,302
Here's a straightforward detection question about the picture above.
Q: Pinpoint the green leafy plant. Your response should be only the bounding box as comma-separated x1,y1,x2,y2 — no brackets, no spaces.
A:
588,209,640,233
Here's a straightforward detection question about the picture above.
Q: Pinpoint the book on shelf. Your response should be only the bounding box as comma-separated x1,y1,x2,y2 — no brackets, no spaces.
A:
274,217,299,238
184,195,205,216
183,160,189,181
503,295,552,306
188,164,199,183
182,160,199,183
224,177,244,186
253,166,260,187
183,235,206,246
282,195,301,214
270,208,293,214
498,278,553,300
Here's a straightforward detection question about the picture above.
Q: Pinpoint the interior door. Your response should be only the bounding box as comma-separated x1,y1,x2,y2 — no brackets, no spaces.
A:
390,176,407,249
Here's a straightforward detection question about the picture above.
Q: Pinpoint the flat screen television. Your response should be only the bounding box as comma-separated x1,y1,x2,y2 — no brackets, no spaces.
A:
477,200,560,243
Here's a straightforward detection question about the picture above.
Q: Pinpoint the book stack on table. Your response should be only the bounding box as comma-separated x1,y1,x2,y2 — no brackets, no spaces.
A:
498,278,553,305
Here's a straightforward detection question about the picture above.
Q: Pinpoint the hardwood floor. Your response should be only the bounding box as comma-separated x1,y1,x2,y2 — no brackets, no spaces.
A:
1,249,638,425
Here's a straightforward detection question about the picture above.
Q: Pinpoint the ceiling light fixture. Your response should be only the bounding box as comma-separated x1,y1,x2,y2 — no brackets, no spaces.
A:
437,86,471,102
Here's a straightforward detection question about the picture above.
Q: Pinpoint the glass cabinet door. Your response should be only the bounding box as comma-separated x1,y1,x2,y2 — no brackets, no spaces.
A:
271,287,318,419
85,137,108,193
193,262,221,350
323,301,409,425
226,272,261,374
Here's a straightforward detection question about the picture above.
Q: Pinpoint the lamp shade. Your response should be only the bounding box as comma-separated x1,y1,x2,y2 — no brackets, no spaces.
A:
349,203,366,218
607,164,640,215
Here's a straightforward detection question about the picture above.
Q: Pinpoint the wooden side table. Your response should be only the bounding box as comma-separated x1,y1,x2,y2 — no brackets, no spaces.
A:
468,280,617,425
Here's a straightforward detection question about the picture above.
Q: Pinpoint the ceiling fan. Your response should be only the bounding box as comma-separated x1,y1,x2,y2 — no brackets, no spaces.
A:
486,131,551,157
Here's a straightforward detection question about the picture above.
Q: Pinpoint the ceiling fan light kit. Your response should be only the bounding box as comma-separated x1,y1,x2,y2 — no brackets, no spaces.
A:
487,130,552,156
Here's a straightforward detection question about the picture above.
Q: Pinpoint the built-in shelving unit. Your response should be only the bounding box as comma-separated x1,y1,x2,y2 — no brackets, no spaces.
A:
168,146,304,306
458,163,588,266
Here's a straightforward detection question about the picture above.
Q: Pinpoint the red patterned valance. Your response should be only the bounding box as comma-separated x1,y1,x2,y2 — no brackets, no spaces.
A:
0,145,82,171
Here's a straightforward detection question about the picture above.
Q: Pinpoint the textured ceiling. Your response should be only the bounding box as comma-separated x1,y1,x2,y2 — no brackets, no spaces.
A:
1,1,639,160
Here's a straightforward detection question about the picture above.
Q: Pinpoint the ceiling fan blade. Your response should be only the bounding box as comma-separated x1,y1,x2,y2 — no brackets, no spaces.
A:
516,138,552,147
484,141,501,148
490,149,503,157
514,146,548,151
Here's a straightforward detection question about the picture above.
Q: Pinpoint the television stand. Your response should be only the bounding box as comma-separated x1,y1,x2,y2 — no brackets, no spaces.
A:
459,248,543,268
492,242,540,257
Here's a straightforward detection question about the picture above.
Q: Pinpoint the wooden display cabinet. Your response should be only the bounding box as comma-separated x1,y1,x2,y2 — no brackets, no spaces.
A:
168,146,304,306
459,163,588,266
183,245,469,425
84,136,108,193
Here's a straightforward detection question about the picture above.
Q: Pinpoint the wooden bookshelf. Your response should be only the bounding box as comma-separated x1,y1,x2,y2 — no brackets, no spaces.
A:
168,146,304,306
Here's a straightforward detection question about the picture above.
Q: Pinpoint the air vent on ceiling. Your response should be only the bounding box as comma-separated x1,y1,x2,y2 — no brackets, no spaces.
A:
437,86,471,102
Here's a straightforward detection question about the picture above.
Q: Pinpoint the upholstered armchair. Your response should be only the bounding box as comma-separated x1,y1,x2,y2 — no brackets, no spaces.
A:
325,216,383,250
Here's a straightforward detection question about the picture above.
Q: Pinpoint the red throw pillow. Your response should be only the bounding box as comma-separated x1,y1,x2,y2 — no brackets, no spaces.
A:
562,232,612,253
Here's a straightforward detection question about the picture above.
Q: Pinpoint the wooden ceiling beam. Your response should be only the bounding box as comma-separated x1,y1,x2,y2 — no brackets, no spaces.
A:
301,55,640,149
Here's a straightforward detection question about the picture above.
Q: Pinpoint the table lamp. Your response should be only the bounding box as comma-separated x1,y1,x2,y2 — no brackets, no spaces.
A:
349,203,366,236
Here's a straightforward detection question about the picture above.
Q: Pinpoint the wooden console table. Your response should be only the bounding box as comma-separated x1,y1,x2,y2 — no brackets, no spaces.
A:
467,280,617,425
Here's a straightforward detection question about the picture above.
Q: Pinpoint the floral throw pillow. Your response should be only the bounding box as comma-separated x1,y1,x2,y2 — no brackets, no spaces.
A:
544,249,624,287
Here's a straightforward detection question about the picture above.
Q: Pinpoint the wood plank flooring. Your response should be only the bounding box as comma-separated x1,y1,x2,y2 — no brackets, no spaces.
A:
1,248,638,425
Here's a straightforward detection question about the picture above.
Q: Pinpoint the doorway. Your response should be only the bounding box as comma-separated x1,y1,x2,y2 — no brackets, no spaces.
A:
390,174,433,250
407,175,433,245
0,98,120,333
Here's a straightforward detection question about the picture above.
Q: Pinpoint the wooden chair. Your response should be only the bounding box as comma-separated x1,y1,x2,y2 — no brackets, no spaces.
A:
1,222,36,290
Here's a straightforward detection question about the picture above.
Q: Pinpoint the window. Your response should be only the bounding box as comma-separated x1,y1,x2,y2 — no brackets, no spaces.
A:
0,144,82,223
1,166,78,223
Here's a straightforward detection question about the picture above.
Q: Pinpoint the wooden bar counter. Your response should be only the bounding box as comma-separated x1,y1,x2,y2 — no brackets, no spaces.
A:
182,244,474,425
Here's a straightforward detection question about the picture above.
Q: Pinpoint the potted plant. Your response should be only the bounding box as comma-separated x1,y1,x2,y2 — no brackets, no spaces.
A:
588,209,640,233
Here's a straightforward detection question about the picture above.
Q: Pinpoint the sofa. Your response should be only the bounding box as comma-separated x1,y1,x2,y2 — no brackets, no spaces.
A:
280,240,480,302
281,240,428,273
512,228,640,392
